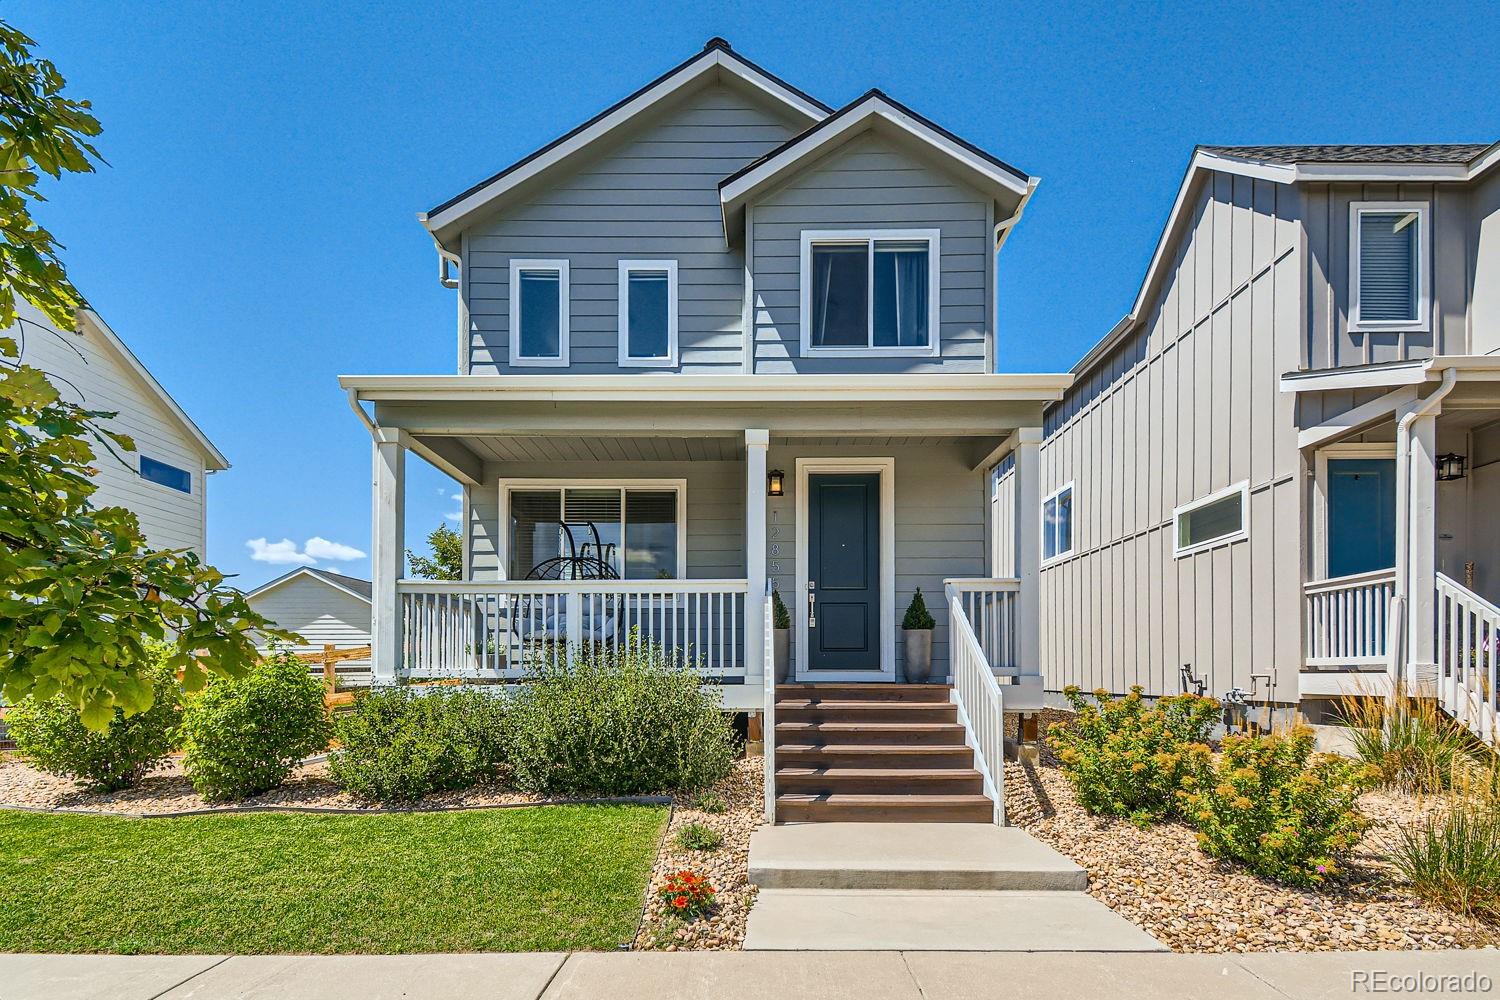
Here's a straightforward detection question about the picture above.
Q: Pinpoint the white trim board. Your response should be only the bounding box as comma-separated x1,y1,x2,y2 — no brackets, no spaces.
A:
495,478,688,581
797,229,942,359
793,457,897,682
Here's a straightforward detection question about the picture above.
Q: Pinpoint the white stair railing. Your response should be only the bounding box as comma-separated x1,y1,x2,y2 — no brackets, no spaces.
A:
762,580,777,824
1304,569,1397,667
1436,573,1500,744
945,581,1007,824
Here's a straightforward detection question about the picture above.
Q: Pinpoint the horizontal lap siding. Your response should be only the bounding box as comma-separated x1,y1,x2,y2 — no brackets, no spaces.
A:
1039,175,1303,704
249,580,371,648
13,302,210,557
463,85,801,374
751,133,992,374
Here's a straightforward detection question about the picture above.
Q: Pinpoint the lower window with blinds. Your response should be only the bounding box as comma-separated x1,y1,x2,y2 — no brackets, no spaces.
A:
505,483,683,581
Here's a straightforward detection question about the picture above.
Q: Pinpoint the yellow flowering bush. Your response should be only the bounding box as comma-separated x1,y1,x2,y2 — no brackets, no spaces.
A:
1181,725,1376,887
1047,684,1220,825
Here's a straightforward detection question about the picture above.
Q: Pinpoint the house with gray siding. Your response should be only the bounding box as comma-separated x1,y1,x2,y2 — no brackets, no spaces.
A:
246,568,373,684
1035,142,1500,744
342,39,1073,824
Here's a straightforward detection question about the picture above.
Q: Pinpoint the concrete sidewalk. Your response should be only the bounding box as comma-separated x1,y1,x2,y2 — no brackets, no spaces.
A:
4,950,1498,1000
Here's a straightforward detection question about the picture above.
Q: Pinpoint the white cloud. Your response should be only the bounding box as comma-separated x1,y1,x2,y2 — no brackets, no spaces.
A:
304,537,366,561
446,493,463,522
246,537,316,566
245,536,366,566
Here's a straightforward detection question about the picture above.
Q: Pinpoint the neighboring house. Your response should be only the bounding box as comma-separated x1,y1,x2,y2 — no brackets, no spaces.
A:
10,297,228,556
343,39,1075,822
1034,142,1500,743
245,568,373,683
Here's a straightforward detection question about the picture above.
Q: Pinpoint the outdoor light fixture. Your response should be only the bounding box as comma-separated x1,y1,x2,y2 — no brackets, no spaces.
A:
767,469,785,497
1437,453,1468,481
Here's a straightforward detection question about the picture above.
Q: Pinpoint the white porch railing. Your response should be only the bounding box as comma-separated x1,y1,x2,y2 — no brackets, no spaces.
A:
761,580,776,823
1436,573,1500,744
397,579,750,680
945,581,1007,824
944,578,1022,673
1304,569,1397,667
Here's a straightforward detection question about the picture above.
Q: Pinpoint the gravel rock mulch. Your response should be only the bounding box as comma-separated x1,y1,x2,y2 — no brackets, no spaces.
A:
1004,708,1500,953
0,756,604,814
634,756,763,951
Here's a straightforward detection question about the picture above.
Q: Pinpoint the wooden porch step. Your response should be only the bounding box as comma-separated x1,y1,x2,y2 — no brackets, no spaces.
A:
775,684,951,703
775,700,957,724
775,793,994,824
774,721,968,747
775,767,984,796
775,744,976,769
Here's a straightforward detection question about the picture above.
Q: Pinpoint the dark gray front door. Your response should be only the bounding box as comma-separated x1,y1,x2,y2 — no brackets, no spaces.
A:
808,473,880,671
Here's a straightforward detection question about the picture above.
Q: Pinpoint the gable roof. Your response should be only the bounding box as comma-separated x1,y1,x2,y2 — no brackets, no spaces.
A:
1065,139,1500,385
718,89,1035,241
245,567,372,604
74,307,229,471
420,39,830,251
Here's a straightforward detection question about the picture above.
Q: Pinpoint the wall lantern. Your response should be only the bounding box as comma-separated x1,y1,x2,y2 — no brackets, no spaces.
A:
767,469,785,497
1437,453,1468,481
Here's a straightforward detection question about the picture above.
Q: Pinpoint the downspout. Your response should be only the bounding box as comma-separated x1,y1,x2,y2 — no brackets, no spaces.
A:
346,388,378,438
417,216,461,289
1392,366,1457,690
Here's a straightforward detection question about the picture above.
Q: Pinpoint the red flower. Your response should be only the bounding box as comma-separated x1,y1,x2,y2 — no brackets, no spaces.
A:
672,895,688,909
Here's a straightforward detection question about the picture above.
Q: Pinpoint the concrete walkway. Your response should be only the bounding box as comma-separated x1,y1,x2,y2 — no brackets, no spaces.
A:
3,950,1498,1000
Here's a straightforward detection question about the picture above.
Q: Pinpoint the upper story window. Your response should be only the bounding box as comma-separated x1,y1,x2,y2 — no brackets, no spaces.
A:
799,229,941,358
140,455,191,494
1174,481,1249,558
618,260,678,367
1042,482,1073,563
509,259,570,366
1349,202,1428,332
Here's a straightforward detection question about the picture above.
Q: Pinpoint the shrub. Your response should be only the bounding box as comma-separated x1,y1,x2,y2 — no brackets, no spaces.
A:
1340,690,1477,794
690,790,727,814
505,631,737,796
658,869,716,920
902,588,936,630
6,648,180,791
329,687,507,801
675,822,723,852
1047,685,1220,824
178,650,329,801
1391,801,1500,921
1181,726,1375,886
771,587,791,631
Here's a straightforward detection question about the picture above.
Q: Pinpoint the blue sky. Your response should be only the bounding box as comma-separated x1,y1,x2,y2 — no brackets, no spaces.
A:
20,1,1500,590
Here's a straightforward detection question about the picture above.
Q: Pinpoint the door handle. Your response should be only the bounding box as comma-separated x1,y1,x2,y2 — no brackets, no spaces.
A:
808,581,816,629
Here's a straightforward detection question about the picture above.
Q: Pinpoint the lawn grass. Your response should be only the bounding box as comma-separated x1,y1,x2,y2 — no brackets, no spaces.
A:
0,804,667,954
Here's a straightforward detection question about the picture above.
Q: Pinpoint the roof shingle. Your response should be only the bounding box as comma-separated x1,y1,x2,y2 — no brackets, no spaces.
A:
1197,143,1492,165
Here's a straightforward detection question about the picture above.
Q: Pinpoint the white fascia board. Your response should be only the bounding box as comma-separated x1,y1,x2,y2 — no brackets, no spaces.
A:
423,49,826,241
76,309,230,471
338,372,1075,404
246,567,373,605
1278,361,1430,394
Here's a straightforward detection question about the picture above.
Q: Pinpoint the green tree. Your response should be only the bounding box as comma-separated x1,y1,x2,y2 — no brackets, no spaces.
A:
407,523,462,581
0,20,292,728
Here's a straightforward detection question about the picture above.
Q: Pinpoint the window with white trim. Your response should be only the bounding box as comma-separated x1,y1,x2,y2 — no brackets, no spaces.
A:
800,229,940,356
1349,202,1428,331
1042,482,1073,562
617,260,678,367
1174,481,1249,557
505,483,683,581
508,259,569,365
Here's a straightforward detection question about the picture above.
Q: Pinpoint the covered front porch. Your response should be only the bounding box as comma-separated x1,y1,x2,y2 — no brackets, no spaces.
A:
1292,358,1500,742
341,374,1068,714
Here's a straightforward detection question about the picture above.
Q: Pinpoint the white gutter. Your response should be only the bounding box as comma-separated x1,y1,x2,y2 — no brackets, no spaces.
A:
1391,367,1457,688
346,387,379,438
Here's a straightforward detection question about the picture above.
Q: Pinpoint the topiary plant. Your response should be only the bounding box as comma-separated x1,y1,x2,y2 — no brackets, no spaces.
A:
902,588,936,631
178,649,329,801
5,644,180,791
771,587,791,630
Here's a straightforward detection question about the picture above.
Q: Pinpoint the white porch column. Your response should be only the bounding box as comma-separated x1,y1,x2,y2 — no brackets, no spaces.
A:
370,429,406,686
1405,411,1439,687
1012,427,1043,680
745,429,770,684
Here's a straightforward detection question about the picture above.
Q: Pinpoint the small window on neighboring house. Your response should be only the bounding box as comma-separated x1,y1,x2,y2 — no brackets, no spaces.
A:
140,456,191,494
1350,203,1428,331
1174,481,1249,557
618,260,677,367
801,230,940,356
1042,483,1073,562
509,259,569,365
